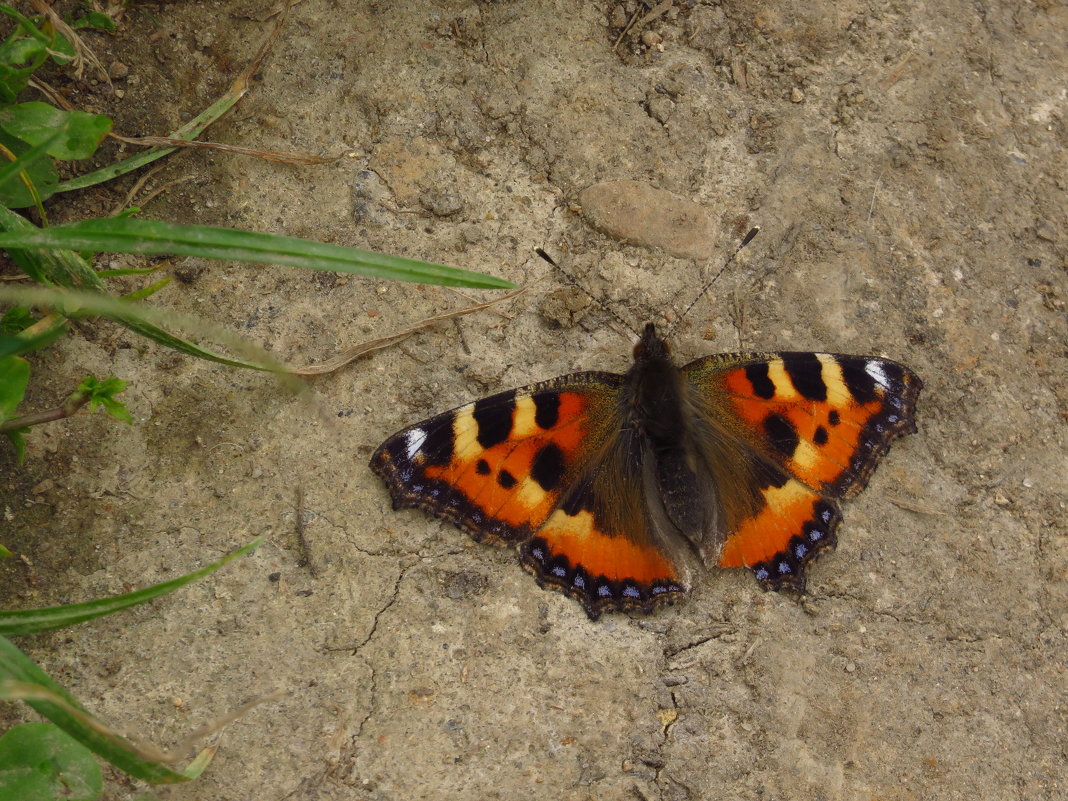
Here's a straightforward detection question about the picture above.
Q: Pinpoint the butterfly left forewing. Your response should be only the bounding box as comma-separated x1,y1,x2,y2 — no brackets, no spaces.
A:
370,372,622,544
681,350,921,589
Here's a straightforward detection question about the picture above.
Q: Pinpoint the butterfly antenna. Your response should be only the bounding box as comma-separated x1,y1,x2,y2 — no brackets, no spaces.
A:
666,226,760,338
535,248,641,338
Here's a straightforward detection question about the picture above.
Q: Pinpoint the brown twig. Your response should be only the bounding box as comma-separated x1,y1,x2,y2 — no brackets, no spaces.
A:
879,52,915,91
887,496,946,516
112,174,197,217
290,288,525,376
613,6,644,51
26,76,74,110
106,133,351,166
0,385,90,433
294,485,320,577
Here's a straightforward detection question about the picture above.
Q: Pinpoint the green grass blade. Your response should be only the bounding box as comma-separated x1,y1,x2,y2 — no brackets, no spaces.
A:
95,264,164,277
0,286,301,374
0,213,290,369
118,275,170,302
0,217,516,288
54,89,244,193
0,639,190,784
0,539,262,636
0,205,105,289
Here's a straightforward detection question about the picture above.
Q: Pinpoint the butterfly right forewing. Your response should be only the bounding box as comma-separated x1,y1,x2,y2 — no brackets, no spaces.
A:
680,351,921,589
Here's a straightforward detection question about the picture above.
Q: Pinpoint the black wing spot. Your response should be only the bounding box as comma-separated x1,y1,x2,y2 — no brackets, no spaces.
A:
475,459,491,475
530,442,566,492
828,409,841,426
839,360,879,405
498,469,518,489
764,413,800,458
533,392,560,429
473,393,515,449
755,460,789,489
813,425,829,446
560,475,595,516
422,417,455,466
783,353,827,401
745,363,776,399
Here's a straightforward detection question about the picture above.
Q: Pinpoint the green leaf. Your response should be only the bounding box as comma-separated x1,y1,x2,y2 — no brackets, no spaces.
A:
46,34,75,66
0,306,35,334
180,746,216,780
0,355,30,420
0,540,262,784
0,62,38,105
0,102,112,161
77,376,133,424
0,284,291,373
0,539,263,636
4,428,26,464
77,375,126,395
0,128,59,208
0,545,11,558
0,638,190,784
0,204,109,288
0,723,102,801
54,81,243,194
0,37,47,70
0,7,51,103
0,217,517,289
0,316,67,359
95,264,165,278
72,13,116,33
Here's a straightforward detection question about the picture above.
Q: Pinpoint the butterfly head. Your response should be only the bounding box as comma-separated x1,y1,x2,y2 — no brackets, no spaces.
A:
633,322,672,364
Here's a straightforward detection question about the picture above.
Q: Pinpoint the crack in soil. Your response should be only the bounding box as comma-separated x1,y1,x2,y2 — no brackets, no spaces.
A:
353,559,417,740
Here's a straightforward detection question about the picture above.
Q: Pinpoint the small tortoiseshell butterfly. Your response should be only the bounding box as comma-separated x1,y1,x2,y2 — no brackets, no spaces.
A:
371,310,921,620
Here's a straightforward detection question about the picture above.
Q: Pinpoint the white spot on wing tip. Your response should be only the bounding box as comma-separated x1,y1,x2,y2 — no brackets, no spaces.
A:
865,360,890,387
404,428,427,460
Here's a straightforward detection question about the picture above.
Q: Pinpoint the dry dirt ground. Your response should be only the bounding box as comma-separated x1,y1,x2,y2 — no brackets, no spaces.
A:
2,1,1066,800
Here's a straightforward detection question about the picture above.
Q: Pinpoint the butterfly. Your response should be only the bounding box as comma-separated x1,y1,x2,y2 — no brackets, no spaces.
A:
370,322,921,619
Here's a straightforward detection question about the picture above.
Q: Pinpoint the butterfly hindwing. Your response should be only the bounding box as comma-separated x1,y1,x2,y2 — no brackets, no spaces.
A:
717,473,843,591
681,351,922,589
520,430,690,619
